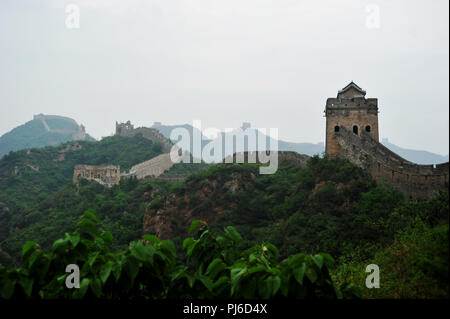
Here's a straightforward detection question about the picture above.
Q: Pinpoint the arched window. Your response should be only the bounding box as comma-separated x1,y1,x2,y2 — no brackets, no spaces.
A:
365,125,371,132
334,125,340,132
353,125,358,135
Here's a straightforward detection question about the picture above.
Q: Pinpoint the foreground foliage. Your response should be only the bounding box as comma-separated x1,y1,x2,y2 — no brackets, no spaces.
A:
0,211,360,299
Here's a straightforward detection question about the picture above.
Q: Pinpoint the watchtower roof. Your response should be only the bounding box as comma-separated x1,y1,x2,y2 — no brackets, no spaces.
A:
337,81,366,98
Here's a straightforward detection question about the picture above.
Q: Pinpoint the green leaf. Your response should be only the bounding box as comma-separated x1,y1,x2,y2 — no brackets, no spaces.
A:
88,251,99,267
160,240,176,260
230,267,246,296
205,258,226,279
124,257,140,283
22,241,37,258
143,234,161,245
99,262,113,284
73,278,90,299
313,254,324,269
52,238,69,253
288,254,305,268
18,277,33,297
171,266,189,281
101,231,113,244
1,279,16,299
28,250,41,269
112,261,122,282
186,240,199,257
213,276,229,289
258,278,270,299
225,226,242,244
188,220,203,234
306,267,318,283
247,265,266,275
130,242,146,261
130,242,154,263
69,233,81,248
196,274,213,292
272,276,281,296
264,242,279,256
321,253,335,269
90,277,102,298
77,218,99,237
183,237,194,250
293,262,306,285
83,210,100,223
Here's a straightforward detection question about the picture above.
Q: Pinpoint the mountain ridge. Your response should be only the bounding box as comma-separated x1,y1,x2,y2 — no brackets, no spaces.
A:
151,122,448,164
0,114,96,158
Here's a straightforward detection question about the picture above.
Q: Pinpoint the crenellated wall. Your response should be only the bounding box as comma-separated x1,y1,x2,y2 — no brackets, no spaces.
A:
334,127,449,199
115,121,173,153
73,164,120,187
124,153,175,179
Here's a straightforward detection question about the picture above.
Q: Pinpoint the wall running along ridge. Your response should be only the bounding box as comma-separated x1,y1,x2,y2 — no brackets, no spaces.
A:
334,127,449,199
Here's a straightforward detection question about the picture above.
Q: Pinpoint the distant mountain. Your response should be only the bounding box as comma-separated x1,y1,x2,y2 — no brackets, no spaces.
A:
381,138,449,165
151,122,324,161
0,114,96,158
152,122,448,165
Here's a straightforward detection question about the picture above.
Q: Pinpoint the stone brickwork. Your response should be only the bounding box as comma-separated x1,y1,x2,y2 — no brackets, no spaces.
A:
73,164,120,187
115,121,173,153
325,82,379,158
325,83,449,198
125,153,175,179
334,127,448,198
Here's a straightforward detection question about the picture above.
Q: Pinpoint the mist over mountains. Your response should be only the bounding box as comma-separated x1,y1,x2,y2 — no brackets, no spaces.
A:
0,117,447,165
152,122,448,165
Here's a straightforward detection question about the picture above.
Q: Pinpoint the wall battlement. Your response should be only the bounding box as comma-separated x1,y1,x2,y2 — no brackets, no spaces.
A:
334,127,448,198
73,164,120,188
122,153,175,179
325,82,448,198
115,121,173,153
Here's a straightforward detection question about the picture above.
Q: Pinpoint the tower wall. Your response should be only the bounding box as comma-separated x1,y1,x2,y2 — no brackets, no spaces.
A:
325,93,378,157
324,83,448,198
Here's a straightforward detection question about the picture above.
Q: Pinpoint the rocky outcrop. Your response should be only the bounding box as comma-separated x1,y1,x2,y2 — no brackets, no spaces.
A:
141,166,259,239
142,151,311,239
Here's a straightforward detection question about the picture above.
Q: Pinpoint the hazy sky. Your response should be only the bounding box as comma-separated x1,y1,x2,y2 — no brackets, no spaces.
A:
0,0,448,155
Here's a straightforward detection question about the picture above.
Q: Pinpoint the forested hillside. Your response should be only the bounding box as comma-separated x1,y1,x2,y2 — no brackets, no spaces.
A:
0,115,96,158
0,155,447,298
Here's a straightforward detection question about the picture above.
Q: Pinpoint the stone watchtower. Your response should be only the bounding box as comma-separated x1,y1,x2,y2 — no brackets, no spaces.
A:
116,121,134,135
325,82,379,157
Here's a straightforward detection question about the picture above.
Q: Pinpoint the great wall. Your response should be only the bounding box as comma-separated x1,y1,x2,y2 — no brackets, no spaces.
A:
325,82,448,199
115,121,173,153
73,164,121,187
73,121,179,186
33,113,87,141
72,82,449,198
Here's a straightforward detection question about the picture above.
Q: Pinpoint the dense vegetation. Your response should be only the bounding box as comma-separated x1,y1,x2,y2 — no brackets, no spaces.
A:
0,149,448,298
0,211,360,299
0,134,163,212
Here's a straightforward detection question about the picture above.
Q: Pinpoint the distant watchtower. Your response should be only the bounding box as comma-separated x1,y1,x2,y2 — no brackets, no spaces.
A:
325,82,379,157
115,121,134,135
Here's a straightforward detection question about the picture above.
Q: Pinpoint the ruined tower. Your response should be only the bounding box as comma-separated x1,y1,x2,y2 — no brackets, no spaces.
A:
115,121,134,135
325,82,379,157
